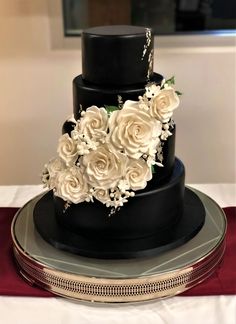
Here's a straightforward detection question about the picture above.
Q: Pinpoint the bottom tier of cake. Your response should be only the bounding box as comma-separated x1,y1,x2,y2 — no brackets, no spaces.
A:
33,159,206,259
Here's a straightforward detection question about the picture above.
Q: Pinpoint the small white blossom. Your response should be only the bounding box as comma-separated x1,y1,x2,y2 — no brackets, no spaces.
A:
163,123,169,130
161,129,172,141
71,129,80,140
146,156,155,167
118,179,130,193
145,83,161,98
77,140,90,155
156,143,164,163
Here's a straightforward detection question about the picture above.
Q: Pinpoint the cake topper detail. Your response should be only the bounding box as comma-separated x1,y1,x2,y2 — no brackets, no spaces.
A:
42,78,180,214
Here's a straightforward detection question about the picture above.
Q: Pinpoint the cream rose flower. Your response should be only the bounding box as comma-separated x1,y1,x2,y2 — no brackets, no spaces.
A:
93,188,110,204
76,106,108,142
57,133,78,166
55,166,88,204
125,158,152,191
80,144,127,189
44,158,66,189
108,103,162,159
47,157,66,177
150,88,179,123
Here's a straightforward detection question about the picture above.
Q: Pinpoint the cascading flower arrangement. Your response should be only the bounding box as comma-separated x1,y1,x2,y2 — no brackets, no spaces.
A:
42,77,180,213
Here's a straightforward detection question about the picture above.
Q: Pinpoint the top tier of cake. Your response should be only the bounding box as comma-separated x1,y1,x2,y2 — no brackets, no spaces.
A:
82,25,154,86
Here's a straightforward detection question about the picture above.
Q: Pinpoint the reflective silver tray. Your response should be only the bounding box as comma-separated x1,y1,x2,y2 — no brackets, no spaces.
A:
11,187,226,302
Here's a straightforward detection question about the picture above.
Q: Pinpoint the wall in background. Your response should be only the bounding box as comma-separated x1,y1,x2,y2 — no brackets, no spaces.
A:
0,0,235,184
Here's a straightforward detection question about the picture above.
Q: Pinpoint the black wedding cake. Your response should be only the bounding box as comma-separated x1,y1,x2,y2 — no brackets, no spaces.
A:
34,25,205,259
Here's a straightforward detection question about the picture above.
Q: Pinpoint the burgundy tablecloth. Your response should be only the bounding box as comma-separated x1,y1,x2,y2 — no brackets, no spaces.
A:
0,207,235,297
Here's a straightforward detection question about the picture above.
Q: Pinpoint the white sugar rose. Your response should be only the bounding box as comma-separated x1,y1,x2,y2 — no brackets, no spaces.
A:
44,158,66,189
47,157,66,177
150,88,179,123
93,188,110,204
55,167,88,204
125,158,152,191
108,103,162,159
76,106,108,142
80,144,127,189
57,133,78,166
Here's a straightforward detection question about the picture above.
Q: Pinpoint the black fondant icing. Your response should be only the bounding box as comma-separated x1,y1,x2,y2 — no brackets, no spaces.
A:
154,125,176,184
82,25,154,86
62,120,75,135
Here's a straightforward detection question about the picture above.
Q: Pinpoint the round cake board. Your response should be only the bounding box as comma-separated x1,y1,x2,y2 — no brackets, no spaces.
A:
33,187,205,259
11,187,226,302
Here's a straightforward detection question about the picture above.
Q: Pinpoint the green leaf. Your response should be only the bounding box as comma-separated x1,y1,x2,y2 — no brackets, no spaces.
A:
151,165,156,174
175,90,183,96
104,105,119,116
165,76,175,85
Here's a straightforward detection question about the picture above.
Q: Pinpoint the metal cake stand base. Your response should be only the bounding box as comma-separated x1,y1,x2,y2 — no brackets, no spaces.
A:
11,187,226,303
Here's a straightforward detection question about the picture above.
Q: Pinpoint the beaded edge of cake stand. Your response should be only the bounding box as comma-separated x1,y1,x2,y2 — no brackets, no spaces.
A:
11,190,226,303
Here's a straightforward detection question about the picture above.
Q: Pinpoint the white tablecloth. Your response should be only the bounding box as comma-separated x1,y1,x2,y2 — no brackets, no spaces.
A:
0,184,235,324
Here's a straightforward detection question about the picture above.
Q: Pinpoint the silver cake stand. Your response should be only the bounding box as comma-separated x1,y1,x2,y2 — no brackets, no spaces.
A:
11,187,226,303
